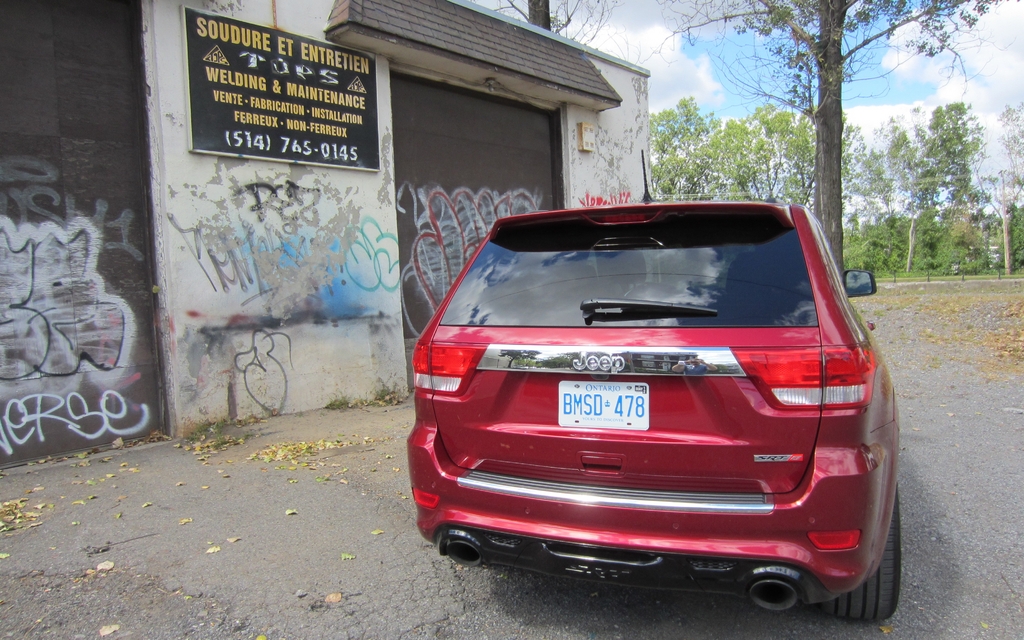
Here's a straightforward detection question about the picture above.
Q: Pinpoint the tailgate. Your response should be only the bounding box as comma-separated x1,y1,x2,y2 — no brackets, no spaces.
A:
429,326,821,495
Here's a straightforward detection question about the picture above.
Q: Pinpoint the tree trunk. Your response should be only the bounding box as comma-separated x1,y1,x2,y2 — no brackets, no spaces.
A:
813,0,846,268
528,0,551,29
1004,205,1014,275
906,215,917,272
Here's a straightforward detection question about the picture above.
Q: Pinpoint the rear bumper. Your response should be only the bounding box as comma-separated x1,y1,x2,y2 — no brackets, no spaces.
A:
408,397,899,601
436,525,834,603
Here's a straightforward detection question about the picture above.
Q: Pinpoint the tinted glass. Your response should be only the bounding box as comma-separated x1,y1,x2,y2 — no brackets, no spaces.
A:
440,214,817,328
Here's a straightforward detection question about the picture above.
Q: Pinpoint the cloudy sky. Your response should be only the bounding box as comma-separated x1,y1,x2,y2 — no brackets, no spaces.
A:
473,0,1024,166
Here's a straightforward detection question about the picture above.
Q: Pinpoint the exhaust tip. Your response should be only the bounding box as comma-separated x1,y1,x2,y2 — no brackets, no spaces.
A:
445,540,482,567
749,578,799,611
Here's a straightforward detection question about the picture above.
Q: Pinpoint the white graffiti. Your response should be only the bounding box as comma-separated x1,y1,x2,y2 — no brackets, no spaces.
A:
0,390,150,457
0,217,136,381
397,183,541,335
0,156,144,261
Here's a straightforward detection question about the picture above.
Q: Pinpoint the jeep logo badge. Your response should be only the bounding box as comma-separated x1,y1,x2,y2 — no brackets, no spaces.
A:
571,352,626,374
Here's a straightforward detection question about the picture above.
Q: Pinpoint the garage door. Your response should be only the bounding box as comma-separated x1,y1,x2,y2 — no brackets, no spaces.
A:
0,0,161,465
392,75,559,338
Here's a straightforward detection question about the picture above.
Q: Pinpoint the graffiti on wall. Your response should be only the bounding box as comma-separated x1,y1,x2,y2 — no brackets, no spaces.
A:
234,328,292,414
0,156,145,261
170,173,399,320
0,389,150,457
397,183,541,336
0,156,152,462
579,191,632,207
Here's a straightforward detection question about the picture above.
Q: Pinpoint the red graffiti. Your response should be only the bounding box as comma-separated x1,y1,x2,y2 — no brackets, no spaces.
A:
578,191,632,207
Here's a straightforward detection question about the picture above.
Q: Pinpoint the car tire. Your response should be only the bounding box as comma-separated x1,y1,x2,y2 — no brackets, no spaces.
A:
819,490,901,620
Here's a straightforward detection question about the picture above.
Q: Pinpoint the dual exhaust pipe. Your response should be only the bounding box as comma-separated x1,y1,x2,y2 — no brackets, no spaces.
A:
438,528,800,611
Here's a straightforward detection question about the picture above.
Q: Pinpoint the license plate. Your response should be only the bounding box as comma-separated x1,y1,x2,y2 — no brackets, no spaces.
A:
558,381,649,430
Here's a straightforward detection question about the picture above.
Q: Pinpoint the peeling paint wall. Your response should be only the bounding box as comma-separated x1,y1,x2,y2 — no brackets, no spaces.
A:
142,0,403,432
563,58,650,208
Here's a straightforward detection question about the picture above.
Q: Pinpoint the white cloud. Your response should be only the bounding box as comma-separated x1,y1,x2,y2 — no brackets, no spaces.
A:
589,24,724,112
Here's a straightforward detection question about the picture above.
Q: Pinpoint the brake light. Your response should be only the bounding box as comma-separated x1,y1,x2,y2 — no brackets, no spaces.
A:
807,529,861,550
733,348,822,408
824,347,875,408
585,212,657,224
733,346,876,409
413,343,485,393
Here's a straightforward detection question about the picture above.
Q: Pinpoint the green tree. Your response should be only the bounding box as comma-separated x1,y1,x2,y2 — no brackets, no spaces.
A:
661,0,1004,268
650,98,722,198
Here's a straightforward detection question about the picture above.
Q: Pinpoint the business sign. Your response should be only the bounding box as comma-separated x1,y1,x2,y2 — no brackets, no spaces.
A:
183,8,379,170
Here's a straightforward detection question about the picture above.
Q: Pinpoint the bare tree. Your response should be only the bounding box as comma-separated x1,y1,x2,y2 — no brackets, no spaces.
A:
660,0,1003,267
997,104,1024,275
491,0,620,44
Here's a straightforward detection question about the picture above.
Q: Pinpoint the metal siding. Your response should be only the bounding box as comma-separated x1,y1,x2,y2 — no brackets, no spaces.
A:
0,0,161,466
392,75,556,339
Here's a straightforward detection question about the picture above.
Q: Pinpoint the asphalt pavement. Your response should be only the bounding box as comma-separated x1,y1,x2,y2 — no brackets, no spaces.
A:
1,283,1022,639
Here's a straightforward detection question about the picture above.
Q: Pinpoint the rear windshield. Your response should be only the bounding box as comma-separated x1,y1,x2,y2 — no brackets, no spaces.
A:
440,213,817,328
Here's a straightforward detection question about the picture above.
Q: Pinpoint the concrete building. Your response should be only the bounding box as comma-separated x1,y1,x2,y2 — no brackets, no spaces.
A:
0,0,650,465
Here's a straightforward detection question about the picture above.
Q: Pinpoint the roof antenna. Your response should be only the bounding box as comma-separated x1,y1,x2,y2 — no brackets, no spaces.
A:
640,150,654,204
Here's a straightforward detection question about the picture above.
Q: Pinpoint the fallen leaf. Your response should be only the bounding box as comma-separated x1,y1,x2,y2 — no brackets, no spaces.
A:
29,486,44,493
71,521,80,526
227,537,241,543
257,636,268,640
912,427,921,431
206,546,221,554
285,509,298,516
0,553,10,559
105,474,116,478
114,513,122,519
86,480,97,486
981,622,990,629
179,518,193,525
340,553,356,560
120,462,128,467
111,437,124,449
201,486,209,490
99,624,120,636
880,625,894,634
72,500,85,505
141,502,152,508
287,478,298,484
370,529,384,535
175,482,185,487
325,592,343,603
87,495,97,500
97,561,114,571
221,475,230,479
947,413,955,417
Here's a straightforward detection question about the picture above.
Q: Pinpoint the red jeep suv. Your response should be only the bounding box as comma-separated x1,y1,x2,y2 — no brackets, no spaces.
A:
407,202,900,619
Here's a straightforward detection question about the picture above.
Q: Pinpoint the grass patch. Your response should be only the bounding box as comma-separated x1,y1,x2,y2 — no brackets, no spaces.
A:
183,417,261,453
325,387,406,411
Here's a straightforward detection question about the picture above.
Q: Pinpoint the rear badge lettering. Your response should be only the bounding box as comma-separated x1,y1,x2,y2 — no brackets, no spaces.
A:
753,454,805,463
572,352,626,374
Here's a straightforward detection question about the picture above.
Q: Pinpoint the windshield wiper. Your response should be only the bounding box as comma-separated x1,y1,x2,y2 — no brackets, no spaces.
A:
580,298,718,325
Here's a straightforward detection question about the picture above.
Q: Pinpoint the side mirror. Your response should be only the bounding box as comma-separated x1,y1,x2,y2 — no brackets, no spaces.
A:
843,270,876,297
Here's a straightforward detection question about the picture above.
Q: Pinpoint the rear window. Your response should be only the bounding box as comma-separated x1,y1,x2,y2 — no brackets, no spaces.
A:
440,213,817,328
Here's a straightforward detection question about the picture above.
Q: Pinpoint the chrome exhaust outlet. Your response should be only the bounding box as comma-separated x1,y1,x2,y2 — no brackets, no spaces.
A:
748,578,799,611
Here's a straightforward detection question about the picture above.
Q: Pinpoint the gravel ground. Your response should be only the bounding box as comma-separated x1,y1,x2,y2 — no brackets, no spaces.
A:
0,279,1022,639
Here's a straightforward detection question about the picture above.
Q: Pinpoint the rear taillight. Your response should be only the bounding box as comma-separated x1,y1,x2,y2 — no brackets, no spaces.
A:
734,348,822,408
413,343,485,393
734,346,876,410
823,347,875,408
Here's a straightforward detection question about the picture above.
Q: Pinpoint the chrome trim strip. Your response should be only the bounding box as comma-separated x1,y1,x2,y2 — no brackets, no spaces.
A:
457,471,773,514
477,345,745,377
